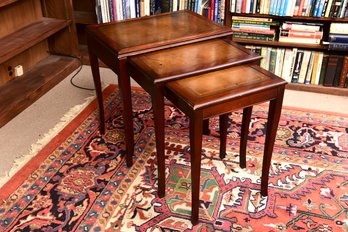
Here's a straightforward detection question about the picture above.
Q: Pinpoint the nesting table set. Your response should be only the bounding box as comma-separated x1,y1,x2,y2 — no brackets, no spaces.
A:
86,10,287,225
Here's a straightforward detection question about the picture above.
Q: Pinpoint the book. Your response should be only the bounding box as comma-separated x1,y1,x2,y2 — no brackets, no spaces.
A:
324,55,339,86
328,42,348,51
318,54,329,85
314,52,324,85
280,30,323,39
274,48,285,76
291,50,304,83
260,47,269,69
324,0,334,16
310,52,320,84
330,23,348,34
232,27,276,34
282,22,322,31
269,48,277,73
305,54,315,84
281,48,295,82
278,36,321,44
329,34,348,43
232,20,279,25
338,56,348,87
288,48,298,82
298,50,312,83
333,55,344,86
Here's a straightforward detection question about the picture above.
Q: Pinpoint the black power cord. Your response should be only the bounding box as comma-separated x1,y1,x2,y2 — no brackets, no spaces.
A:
50,52,95,91
69,56,95,91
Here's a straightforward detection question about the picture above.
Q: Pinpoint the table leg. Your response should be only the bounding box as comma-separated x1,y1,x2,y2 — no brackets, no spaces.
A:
118,60,134,167
203,119,210,135
219,114,229,159
240,106,253,169
261,89,284,197
190,112,203,225
88,50,105,134
151,86,166,198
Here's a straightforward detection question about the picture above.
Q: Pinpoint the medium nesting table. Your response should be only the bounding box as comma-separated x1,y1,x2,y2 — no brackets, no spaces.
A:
128,38,261,198
86,10,232,197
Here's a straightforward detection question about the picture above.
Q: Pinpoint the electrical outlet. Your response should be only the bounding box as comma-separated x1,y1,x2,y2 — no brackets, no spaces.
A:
14,65,23,77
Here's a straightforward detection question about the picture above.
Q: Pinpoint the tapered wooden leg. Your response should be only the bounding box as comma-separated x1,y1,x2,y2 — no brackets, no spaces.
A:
240,106,253,169
261,89,284,196
88,50,105,134
203,119,210,135
118,60,134,167
190,112,203,225
219,114,229,159
151,86,166,198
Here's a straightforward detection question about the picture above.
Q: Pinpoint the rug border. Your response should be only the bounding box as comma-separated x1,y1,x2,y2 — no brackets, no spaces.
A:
0,85,117,203
1,84,347,203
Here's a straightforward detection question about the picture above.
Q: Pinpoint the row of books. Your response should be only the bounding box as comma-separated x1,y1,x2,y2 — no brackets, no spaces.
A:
95,0,225,23
230,0,348,17
232,17,325,44
279,21,323,44
231,16,278,41
325,23,348,51
246,45,348,87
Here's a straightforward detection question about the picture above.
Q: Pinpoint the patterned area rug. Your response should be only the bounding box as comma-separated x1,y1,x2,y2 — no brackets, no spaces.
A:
0,85,347,231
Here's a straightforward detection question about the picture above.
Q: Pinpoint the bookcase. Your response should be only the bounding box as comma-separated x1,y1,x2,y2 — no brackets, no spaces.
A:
0,0,80,127
225,0,348,96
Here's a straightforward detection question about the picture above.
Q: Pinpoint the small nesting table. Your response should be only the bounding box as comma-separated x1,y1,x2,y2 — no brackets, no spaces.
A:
128,38,261,198
86,11,232,189
164,64,287,224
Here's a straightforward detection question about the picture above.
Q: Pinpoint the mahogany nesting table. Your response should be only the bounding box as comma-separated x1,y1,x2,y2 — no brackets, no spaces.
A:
128,38,261,197
86,11,232,198
164,65,287,224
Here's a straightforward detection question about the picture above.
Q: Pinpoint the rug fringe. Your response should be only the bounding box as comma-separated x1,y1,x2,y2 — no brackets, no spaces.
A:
0,92,98,188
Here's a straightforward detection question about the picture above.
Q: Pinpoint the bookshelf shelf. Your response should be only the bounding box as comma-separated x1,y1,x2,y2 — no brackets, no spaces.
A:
0,0,79,127
287,83,348,96
0,0,18,7
0,55,80,127
0,18,71,63
229,13,348,22
233,39,328,50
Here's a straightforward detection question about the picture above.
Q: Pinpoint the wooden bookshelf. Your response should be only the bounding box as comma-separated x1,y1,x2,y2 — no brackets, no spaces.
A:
233,39,329,50
0,56,80,127
0,0,80,127
0,18,71,63
225,0,348,96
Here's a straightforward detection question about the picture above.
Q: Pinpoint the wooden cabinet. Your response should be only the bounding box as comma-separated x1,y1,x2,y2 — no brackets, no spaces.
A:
0,0,80,127
224,0,348,96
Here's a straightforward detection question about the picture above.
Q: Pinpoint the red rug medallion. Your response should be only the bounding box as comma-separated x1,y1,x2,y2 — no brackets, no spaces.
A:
0,85,347,231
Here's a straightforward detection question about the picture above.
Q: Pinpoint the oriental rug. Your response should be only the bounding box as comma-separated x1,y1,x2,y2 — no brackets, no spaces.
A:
0,84,347,232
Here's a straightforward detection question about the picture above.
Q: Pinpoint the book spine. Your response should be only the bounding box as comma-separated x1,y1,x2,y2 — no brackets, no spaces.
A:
305,54,315,84
280,30,323,39
318,54,329,85
324,55,339,86
329,34,348,43
282,23,321,31
328,43,348,51
269,48,277,73
333,55,344,86
339,56,348,87
314,53,324,85
288,48,298,82
291,50,304,83
298,51,312,83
